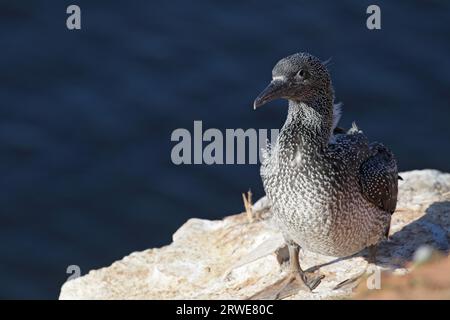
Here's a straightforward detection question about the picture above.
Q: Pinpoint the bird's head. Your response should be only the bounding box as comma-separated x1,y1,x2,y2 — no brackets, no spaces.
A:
253,53,332,109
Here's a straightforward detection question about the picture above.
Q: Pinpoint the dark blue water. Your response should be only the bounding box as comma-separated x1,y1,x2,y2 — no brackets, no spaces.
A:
0,0,449,299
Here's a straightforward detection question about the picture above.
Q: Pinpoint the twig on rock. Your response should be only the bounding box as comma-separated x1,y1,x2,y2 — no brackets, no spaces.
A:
242,190,254,223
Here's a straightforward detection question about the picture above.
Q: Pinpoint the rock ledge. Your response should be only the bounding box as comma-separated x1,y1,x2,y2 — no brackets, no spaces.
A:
59,170,450,300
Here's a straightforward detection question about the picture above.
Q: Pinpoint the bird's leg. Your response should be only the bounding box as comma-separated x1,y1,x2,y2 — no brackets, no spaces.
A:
248,242,324,300
283,243,324,292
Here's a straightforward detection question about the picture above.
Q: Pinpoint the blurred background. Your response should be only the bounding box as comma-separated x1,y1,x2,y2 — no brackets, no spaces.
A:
0,0,449,299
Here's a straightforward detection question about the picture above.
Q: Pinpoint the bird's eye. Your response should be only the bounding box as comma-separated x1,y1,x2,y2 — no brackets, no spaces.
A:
297,69,308,79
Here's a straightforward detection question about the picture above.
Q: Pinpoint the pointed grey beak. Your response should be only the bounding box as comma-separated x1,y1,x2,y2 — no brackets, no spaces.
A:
253,79,288,109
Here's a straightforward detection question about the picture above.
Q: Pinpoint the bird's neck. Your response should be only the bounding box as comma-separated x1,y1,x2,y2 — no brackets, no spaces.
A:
279,96,333,157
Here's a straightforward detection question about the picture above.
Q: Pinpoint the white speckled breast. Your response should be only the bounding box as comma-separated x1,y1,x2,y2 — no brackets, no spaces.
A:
267,161,389,257
261,106,391,257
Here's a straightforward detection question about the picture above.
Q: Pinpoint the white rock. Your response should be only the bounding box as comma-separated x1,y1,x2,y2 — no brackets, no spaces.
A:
59,170,450,300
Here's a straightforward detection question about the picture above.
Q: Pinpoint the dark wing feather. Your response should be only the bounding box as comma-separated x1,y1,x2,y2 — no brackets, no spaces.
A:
359,143,398,214
333,126,346,134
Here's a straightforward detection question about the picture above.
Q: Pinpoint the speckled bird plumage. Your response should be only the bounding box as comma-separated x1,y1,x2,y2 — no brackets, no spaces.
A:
256,53,398,257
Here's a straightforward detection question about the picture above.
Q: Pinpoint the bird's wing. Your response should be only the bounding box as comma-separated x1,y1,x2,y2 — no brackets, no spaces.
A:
327,122,370,164
359,142,399,214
